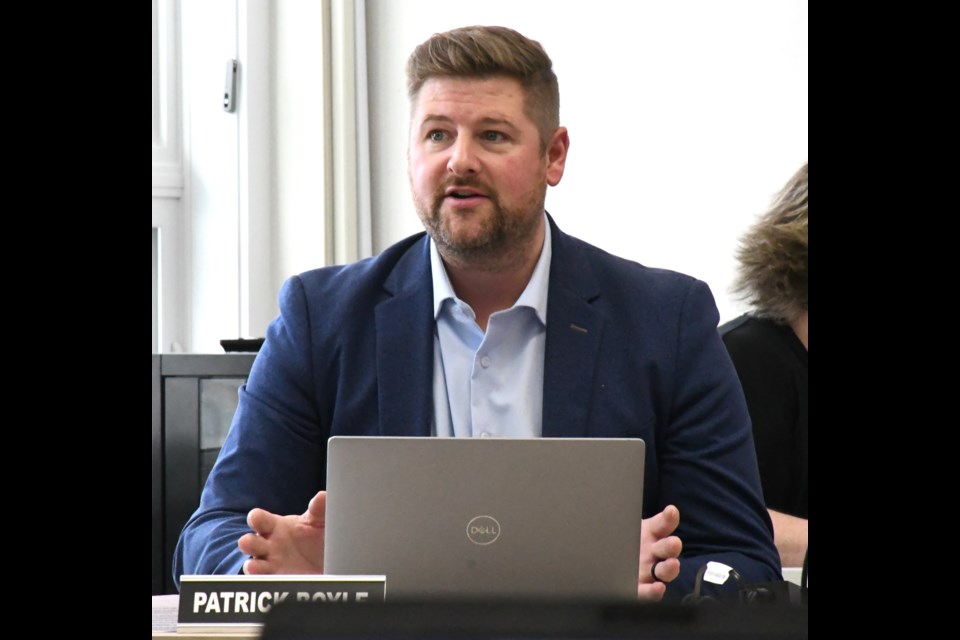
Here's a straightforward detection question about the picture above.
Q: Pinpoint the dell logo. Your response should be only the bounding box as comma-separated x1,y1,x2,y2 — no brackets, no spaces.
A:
466,515,501,545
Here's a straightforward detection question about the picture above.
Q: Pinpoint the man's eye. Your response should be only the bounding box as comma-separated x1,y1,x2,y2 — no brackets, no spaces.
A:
482,131,505,142
428,131,446,142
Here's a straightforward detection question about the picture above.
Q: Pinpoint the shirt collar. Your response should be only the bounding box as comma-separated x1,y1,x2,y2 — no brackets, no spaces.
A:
430,212,552,325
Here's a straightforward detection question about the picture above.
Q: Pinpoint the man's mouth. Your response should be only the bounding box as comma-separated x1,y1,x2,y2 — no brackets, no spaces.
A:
444,187,487,200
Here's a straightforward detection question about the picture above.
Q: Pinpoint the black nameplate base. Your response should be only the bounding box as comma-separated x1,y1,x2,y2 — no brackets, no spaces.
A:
178,574,386,629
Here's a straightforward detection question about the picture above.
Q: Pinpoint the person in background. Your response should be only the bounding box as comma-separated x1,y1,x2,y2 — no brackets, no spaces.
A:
175,25,781,602
721,163,808,568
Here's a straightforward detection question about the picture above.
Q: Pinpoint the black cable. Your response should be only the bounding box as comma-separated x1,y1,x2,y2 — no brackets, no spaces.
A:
681,563,711,605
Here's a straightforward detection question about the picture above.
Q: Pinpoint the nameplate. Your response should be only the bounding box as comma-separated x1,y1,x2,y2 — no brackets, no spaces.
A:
178,574,386,629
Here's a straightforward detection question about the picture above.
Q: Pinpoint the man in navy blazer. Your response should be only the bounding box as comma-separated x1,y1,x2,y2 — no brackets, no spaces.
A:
175,25,780,601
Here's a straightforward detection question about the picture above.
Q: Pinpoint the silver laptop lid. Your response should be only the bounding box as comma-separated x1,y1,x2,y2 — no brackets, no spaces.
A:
323,436,645,601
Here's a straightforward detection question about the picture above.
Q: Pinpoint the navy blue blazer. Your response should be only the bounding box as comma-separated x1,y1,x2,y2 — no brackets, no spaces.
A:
174,215,780,599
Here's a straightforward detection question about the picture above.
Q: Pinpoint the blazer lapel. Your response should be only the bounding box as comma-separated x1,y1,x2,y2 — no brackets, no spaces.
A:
541,217,604,438
375,238,434,437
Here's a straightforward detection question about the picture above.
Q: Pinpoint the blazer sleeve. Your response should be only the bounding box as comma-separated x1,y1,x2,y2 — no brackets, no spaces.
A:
658,280,782,599
172,275,330,588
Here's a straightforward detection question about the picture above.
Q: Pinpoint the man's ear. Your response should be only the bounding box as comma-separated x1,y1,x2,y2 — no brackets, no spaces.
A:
545,127,569,187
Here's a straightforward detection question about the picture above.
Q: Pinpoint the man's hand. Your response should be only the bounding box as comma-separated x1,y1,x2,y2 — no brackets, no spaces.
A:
637,504,682,602
238,490,327,575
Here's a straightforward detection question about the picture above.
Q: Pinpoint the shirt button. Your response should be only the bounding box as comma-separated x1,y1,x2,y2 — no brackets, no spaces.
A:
480,356,491,368
479,431,491,438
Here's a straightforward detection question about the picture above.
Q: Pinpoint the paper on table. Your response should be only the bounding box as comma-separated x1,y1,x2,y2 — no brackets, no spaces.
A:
152,594,180,633
782,567,803,587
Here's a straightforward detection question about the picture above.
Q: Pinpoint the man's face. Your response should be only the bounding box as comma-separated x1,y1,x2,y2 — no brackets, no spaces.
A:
407,75,567,269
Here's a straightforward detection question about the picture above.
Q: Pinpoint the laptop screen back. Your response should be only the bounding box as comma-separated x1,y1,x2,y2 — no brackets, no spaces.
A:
323,436,645,601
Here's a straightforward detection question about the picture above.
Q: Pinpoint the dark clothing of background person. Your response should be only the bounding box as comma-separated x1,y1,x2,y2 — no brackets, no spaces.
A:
721,314,808,519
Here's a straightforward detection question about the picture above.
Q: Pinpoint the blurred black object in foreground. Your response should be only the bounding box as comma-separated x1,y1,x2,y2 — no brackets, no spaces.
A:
261,599,808,640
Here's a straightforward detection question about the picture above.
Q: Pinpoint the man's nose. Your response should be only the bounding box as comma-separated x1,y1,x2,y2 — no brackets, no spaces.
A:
447,137,480,176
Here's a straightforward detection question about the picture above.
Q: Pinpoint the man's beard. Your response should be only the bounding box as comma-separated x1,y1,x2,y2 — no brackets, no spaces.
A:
415,177,546,270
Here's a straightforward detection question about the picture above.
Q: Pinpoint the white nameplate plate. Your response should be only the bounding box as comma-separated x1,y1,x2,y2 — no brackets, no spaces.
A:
178,574,386,630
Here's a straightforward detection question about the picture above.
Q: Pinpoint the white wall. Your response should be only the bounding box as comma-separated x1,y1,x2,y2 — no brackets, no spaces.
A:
365,0,808,323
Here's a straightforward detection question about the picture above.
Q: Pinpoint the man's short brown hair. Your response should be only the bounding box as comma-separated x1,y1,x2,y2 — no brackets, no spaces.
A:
406,25,560,152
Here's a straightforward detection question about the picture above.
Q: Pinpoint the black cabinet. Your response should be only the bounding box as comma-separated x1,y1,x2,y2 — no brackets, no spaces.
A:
152,353,256,594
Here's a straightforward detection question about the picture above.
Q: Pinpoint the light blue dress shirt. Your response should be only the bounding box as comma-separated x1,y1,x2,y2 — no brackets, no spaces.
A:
430,215,551,438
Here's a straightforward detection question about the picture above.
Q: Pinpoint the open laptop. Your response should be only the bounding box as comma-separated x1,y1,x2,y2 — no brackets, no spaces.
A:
323,436,645,601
